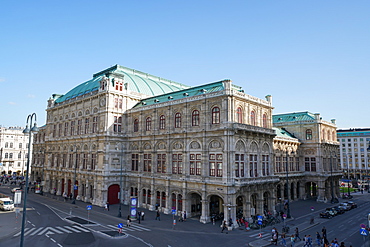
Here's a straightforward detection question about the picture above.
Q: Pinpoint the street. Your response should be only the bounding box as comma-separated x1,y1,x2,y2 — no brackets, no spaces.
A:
1,184,370,247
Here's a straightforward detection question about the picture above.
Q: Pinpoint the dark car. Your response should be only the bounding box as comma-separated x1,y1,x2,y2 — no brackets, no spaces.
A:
332,206,345,214
346,201,357,209
320,208,336,218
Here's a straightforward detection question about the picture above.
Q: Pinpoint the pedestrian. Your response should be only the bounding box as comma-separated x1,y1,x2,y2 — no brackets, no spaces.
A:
63,191,67,201
322,226,327,239
155,210,160,221
306,234,312,247
271,230,278,245
295,227,302,241
183,210,187,222
127,215,131,227
280,232,287,246
331,240,339,247
137,211,141,223
323,237,329,247
310,216,314,224
228,217,233,228
105,202,109,211
141,211,145,221
316,231,322,246
290,234,296,247
69,192,73,200
221,220,228,234
339,242,345,247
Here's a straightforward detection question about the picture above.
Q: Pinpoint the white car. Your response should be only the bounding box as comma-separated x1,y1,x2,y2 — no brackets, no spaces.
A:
11,187,21,193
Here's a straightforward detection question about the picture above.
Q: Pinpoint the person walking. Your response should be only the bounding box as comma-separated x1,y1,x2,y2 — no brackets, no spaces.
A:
126,215,131,227
137,211,141,224
295,227,302,241
280,232,287,246
155,210,161,221
183,211,187,222
290,234,296,247
316,232,322,246
322,226,327,239
221,220,228,234
141,211,145,221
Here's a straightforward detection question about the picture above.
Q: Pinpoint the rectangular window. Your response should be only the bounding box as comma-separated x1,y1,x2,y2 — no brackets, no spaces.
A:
144,154,152,172
172,154,183,174
113,116,122,133
92,117,98,133
64,122,69,136
131,154,138,171
119,99,123,109
84,118,89,134
157,154,166,173
70,121,75,136
235,154,245,177
77,120,82,135
262,155,269,176
58,123,62,137
83,154,88,169
91,154,96,170
250,154,257,177
114,98,118,108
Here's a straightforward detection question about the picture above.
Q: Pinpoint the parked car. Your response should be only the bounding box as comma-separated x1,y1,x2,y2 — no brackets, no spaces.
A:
320,208,336,218
346,201,357,209
338,203,351,211
10,187,21,193
332,206,345,214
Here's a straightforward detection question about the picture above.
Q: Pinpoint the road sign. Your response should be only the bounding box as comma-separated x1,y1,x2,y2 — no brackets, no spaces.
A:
361,224,366,229
283,214,287,219
172,209,176,214
360,228,368,236
118,223,124,229
86,205,92,210
73,185,78,190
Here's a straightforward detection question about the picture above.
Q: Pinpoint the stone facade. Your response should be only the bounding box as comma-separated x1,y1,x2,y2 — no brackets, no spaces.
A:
0,126,29,176
31,65,340,225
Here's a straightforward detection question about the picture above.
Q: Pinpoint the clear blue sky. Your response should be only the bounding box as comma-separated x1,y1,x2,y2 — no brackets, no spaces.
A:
1,1,369,129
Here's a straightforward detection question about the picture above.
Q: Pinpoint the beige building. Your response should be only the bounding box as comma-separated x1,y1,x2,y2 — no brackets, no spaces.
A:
0,126,30,176
31,65,340,223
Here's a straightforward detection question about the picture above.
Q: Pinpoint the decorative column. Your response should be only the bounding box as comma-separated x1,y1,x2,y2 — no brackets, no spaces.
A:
200,199,209,223
316,180,326,202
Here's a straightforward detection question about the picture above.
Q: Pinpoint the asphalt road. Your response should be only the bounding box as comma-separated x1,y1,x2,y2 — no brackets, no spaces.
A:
1,184,370,247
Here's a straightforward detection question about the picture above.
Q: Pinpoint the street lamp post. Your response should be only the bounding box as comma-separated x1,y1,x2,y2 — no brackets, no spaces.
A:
20,113,39,247
366,143,370,193
72,146,78,204
346,154,351,197
117,143,123,218
330,154,334,203
285,150,291,218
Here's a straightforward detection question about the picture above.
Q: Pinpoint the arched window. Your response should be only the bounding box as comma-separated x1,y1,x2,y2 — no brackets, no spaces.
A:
9,143,13,148
4,142,8,148
327,130,331,141
5,153,8,158
192,110,200,126
262,114,267,128
159,115,166,130
146,117,152,131
175,113,181,128
322,130,325,140
134,119,139,132
332,130,336,141
306,129,312,140
236,107,243,123
212,107,220,124
250,111,256,126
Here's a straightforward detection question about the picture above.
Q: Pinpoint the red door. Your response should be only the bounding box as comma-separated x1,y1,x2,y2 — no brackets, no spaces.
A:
61,179,65,195
108,184,120,204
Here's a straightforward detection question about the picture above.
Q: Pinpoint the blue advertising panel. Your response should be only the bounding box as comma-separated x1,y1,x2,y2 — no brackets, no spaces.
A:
130,197,137,219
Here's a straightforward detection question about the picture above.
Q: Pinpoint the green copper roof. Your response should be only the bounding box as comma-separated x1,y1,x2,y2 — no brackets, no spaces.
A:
133,80,236,108
273,127,296,139
273,111,315,123
55,65,190,104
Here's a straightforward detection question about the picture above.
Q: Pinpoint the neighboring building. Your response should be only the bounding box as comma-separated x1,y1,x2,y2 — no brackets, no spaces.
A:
31,65,340,224
272,112,341,202
0,126,30,176
337,128,370,180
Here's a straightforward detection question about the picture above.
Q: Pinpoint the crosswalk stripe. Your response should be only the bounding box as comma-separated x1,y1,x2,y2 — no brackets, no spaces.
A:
30,227,44,236
64,226,81,233
56,226,72,233
71,225,90,233
107,224,133,232
131,224,151,231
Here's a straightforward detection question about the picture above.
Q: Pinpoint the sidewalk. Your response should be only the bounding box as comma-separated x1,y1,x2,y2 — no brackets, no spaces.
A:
1,188,367,242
